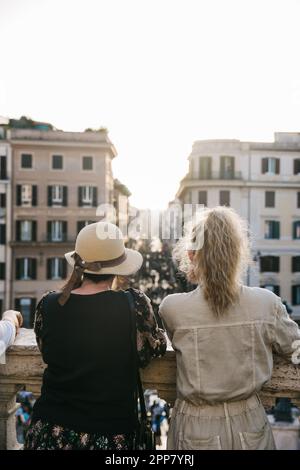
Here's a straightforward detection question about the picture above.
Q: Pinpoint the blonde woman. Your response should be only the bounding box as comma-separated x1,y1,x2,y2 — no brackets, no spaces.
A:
159,206,300,450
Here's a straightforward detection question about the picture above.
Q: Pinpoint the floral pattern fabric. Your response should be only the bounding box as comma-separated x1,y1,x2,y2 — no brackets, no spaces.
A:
24,420,133,450
25,287,167,450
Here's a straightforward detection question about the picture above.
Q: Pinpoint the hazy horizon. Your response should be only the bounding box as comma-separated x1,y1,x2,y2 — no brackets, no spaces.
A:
1,0,300,209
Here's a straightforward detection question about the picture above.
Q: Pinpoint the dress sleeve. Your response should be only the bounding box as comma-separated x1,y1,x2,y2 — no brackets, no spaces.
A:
34,291,53,351
271,297,300,361
0,321,16,363
129,288,167,368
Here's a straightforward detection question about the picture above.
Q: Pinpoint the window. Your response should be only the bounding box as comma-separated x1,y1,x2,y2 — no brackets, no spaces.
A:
47,221,67,242
292,256,300,272
292,285,300,305
261,285,280,296
77,220,95,233
82,156,93,170
220,190,230,206
47,258,67,280
48,185,68,206
52,155,63,170
16,184,37,206
14,298,36,328
21,153,32,169
198,191,207,206
52,185,63,204
265,191,275,208
220,156,235,179
264,220,280,239
0,193,6,208
0,224,5,244
0,155,7,179
298,192,300,209
199,157,212,179
260,256,280,272
78,186,97,207
0,262,5,280
16,220,36,242
293,221,300,239
261,157,280,174
15,258,37,280
21,221,34,241
294,159,300,175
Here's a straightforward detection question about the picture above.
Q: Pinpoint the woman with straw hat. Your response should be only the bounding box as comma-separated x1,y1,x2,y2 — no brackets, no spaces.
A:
24,221,167,450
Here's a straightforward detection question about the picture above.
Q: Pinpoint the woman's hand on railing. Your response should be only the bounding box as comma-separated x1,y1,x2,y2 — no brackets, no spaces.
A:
2,310,23,334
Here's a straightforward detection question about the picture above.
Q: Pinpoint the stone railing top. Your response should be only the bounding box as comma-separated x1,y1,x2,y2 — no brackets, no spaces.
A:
1,329,300,409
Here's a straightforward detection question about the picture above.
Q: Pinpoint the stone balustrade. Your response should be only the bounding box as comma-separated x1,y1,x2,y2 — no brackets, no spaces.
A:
0,328,300,450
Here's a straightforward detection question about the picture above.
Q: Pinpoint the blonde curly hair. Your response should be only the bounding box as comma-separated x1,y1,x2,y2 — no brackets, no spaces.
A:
173,206,251,316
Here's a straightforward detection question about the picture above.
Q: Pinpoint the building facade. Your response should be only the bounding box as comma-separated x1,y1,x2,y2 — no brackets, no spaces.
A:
175,133,300,320
8,128,117,327
0,141,12,313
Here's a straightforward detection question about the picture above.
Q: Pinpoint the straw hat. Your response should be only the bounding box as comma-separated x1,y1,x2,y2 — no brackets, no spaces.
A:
65,221,143,276
58,222,143,306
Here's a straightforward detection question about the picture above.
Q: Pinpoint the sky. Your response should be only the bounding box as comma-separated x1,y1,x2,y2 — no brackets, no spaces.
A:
1,0,300,209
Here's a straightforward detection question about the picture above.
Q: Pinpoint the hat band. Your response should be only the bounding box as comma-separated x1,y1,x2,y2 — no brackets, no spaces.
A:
72,251,127,270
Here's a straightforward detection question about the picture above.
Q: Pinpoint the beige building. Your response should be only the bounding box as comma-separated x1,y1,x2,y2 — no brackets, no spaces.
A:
8,128,117,327
176,133,300,320
0,141,12,313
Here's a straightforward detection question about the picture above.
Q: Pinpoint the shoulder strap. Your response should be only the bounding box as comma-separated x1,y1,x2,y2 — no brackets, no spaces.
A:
124,290,148,422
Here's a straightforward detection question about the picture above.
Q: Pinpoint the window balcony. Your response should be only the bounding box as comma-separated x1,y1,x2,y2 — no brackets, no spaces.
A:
0,329,299,449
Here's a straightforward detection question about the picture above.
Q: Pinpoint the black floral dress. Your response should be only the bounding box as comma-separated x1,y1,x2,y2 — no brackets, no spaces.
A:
24,288,167,450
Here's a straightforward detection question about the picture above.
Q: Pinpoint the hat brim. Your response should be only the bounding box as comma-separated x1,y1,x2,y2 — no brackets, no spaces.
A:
64,248,143,276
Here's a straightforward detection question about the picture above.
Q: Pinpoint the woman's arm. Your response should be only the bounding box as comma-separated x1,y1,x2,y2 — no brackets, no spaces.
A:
130,289,167,368
272,297,300,361
0,320,16,361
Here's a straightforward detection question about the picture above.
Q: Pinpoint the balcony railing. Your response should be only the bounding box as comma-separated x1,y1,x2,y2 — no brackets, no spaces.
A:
0,329,299,449
183,171,243,182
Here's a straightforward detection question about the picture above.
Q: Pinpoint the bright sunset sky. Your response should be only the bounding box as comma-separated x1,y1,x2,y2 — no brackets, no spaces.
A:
1,0,300,209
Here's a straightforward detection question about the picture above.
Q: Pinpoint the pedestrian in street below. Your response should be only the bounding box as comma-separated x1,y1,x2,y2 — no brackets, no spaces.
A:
160,206,300,450
23,222,166,450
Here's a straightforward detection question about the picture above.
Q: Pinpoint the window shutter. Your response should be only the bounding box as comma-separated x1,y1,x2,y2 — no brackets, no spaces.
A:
78,186,83,206
298,192,300,209
292,286,299,305
62,258,67,279
220,157,225,177
77,221,85,233
262,158,268,173
275,158,280,174
32,185,38,206
16,220,21,241
48,186,52,207
0,193,6,208
32,221,37,242
0,262,5,280
0,224,5,244
16,259,21,280
31,259,37,280
63,186,68,206
0,156,7,179
47,259,52,280
47,221,52,241
274,221,280,239
30,298,36,328
62,221,67,241
16,185,22,206
92,187,98,207
14,298,21,311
